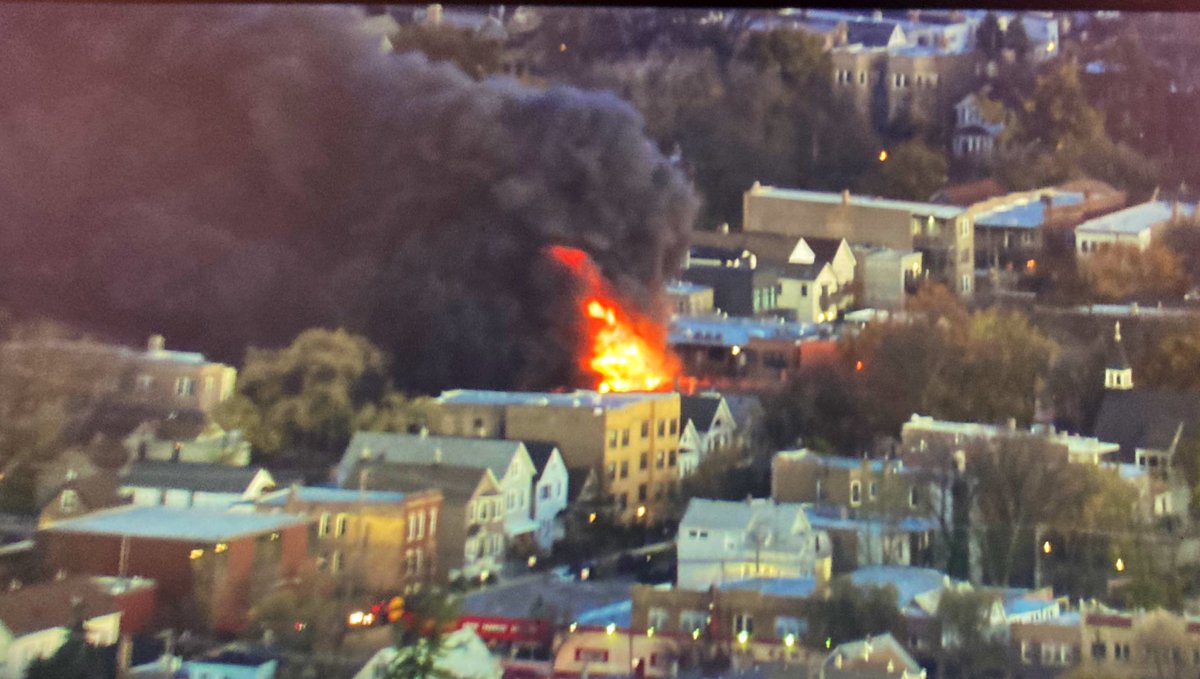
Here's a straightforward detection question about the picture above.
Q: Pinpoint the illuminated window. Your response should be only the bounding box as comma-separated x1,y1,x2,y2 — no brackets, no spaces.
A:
174,377,195,397
318,513,331,537
336,514,349,537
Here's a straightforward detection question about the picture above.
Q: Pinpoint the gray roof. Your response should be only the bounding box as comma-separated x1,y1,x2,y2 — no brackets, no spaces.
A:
1093,390,1200,461
1076,200,1195,235
120,461,267,494
257,486,407,507
41,505,309,542
680,498,808,533
521,441,560,476
680,395,725,434
435,389,676,410
339,431,524,486
747,185,965,220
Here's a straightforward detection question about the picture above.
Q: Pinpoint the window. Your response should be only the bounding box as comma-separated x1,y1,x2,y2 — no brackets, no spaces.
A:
616,493,628,511
909,486,919,508
620,461,629,479
815,479,825,500
136,374,153,392
869,481,878,500
680,610,706,633
648,607,669,630
608,430,618,448
540,485,550,500
621,429,630,447
60,489,79,513
640,452,649,470
1091,642,1107,660
800,284,808,296
1022,641,1035,664
203,376,214,394
174,377,195,397
642,421,650,438
335,513,349,538
733,613,753,636
416,511,426,538
656,451,665,469
575,649,609,663
318,513,331,537
850,481,861,506
670,419,678,435
668,450,677,467
775,617,802,639
858,71,866,84
638,484,648,502
654,483,664,500
658,420,666,436
330,550,343,573
607,463,616,481
429,508,437,537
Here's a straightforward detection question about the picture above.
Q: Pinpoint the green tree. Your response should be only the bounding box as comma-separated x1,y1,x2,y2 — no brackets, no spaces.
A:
389,23,504,80
247,571,347,653
760,363,873,454
855,139,948,201
804,577,906,650
24,620,107,679
382,588,463,679
934,590,1011,679
215,328,423,461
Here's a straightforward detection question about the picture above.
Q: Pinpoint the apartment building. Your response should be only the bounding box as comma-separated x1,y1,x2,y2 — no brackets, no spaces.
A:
428,390,681,523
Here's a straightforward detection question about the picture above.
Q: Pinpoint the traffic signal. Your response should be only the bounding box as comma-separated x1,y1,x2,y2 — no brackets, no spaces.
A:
387,596,405,623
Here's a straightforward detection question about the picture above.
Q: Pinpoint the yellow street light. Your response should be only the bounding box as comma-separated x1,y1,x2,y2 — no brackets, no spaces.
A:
878,149,889,162
1115,558,1125,572
737,630,749,646
1042,540,1052,555
588,512,597,524
636,506,647,519
606,623,617,636
647,627,655,638
348,611,365,626
569,622,578,633
691,628,701,640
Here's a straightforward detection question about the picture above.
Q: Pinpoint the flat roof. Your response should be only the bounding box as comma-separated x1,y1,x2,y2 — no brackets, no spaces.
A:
747,185,965,219
975,192,1084,229
665,281,712,295
669,315,820,348
1076,200,1195,235
42,505,310,542
257,486,408,506
436,389,676,409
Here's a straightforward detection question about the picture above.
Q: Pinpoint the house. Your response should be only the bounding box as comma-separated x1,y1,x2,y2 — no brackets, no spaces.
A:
665,281,714,316
522,442,570,553
37,505,312,633
676,498,832,591
338,431,538,580
821,633,927,679
0,335,236,415
0,576,136,679
1077,608,1200,677
900,415,1120,467
681,246,781,318
1075,200,1195,255
951,90,1009,160
804,508,935,573
668,315,825,390
125,414,250,467
37,474,125,529
119,461,277,508
772,450,922,512
679,394,737,459
855,247,923,310
743,184,974,296
254,485,442,595
971,190,1084,269
427,390,682,524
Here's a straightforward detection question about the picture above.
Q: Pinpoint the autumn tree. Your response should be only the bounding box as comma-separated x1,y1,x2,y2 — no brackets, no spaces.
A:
934,590,1011,679
1136,329,1200,392
1081,243,1188,303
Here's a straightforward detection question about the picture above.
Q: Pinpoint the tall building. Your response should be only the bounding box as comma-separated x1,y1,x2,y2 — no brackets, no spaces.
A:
427,390,681,523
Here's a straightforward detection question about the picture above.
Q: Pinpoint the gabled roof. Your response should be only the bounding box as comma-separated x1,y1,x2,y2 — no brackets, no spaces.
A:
680,394,730,435
825,633,925,678
565,467,597,503
521,441,561,476
40,474,124,514
805,237,846,265
845,21,903,47
120,461,268,494
679,498,810,536
340,431,525,486
775,261,831,282
0,577,122,637
1093,390,1200,459
1076,200,1195,235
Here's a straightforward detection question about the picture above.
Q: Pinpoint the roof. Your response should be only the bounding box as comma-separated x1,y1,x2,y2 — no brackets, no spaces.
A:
1106,324,1131,372
975,192,1085,230
774,449,892,473
688,231,803,264
931,179,1007,206
805,237,846,265
121,461,267,494
257,485,408,507
575,599,632,628
720,577,817,599
846,21,902,47
1075,200,1195,235
1093,390,1200,459
679,498,810,535
775,262,829,282
680,395,724,433
340,431,525,485
669,315,819,348
848,566,956,614
825,633,924,677
346,461,484,503
521,442,560,475
665,281,712,296
41,505,309,542
435,389,676,410
724,395,764,429
0,339,222,368
747,185,965,220
41,474,124,513
461,575,634,621
0,577,122,636
805,507,935,534
565,467,596,503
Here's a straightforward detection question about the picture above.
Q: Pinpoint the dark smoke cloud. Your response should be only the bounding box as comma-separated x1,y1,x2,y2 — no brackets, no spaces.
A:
0,5,697,393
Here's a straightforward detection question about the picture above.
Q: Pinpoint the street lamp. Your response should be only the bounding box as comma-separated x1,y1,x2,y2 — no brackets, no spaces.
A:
1115,558,1126,572
606,623,616,636
1042,541,1052,555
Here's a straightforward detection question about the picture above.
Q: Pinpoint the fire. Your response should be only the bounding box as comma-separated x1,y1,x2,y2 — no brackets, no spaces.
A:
547,245,679,393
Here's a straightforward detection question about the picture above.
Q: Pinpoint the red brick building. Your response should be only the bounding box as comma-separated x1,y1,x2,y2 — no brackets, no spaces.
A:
36,506,312,634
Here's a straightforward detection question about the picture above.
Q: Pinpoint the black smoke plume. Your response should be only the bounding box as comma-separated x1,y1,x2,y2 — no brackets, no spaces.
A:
0,5,697,393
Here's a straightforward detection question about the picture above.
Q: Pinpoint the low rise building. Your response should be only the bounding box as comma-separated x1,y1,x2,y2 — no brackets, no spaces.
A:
676,498,832,591
665,281,714,316
822,633,927,679
855,247,923,311
681,247,780,318
900,415,1120,467
669,315,827,390
254,485,441,596
37,474,125,529
1075,199,1195,255
36,506,312,633
119,461,277,509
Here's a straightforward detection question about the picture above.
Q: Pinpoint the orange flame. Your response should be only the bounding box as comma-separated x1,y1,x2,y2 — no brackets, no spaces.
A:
548,245,679,393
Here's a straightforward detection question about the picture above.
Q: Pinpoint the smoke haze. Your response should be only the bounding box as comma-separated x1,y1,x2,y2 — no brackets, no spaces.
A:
0,5,697,393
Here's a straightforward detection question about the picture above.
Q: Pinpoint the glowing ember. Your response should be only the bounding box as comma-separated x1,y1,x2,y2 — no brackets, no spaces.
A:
547,245,679,393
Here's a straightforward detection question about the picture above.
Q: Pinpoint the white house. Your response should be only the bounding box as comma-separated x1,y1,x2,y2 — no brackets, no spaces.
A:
119,461,276,508
676,498,832,591
0,577,129,679
776,237,858,323
522,442,570,552
1075,200,1195,256
952,91,1007,160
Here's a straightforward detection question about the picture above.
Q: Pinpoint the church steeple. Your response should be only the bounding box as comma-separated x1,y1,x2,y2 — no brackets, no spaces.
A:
1105,321,1133,391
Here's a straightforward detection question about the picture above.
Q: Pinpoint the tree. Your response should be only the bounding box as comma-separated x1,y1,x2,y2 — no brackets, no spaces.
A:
934,590,1011,679
975,13,1003,59
760,363,874,454
247,571,348,653
1135,610,1190,679
214,328,419,460
1137,329,1200,392
24,620,108,679
382,588,463,679
1159,217,1200,289
855,139,948,202
1003,15,1030,61
804,577,906,650
1081,243,1188,303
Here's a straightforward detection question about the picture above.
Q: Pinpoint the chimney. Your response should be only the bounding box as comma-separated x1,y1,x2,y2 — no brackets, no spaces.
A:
841,189,851,205
147,334,165,353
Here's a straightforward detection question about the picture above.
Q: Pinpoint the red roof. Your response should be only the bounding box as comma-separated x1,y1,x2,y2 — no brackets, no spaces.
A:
932,179,1007,207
